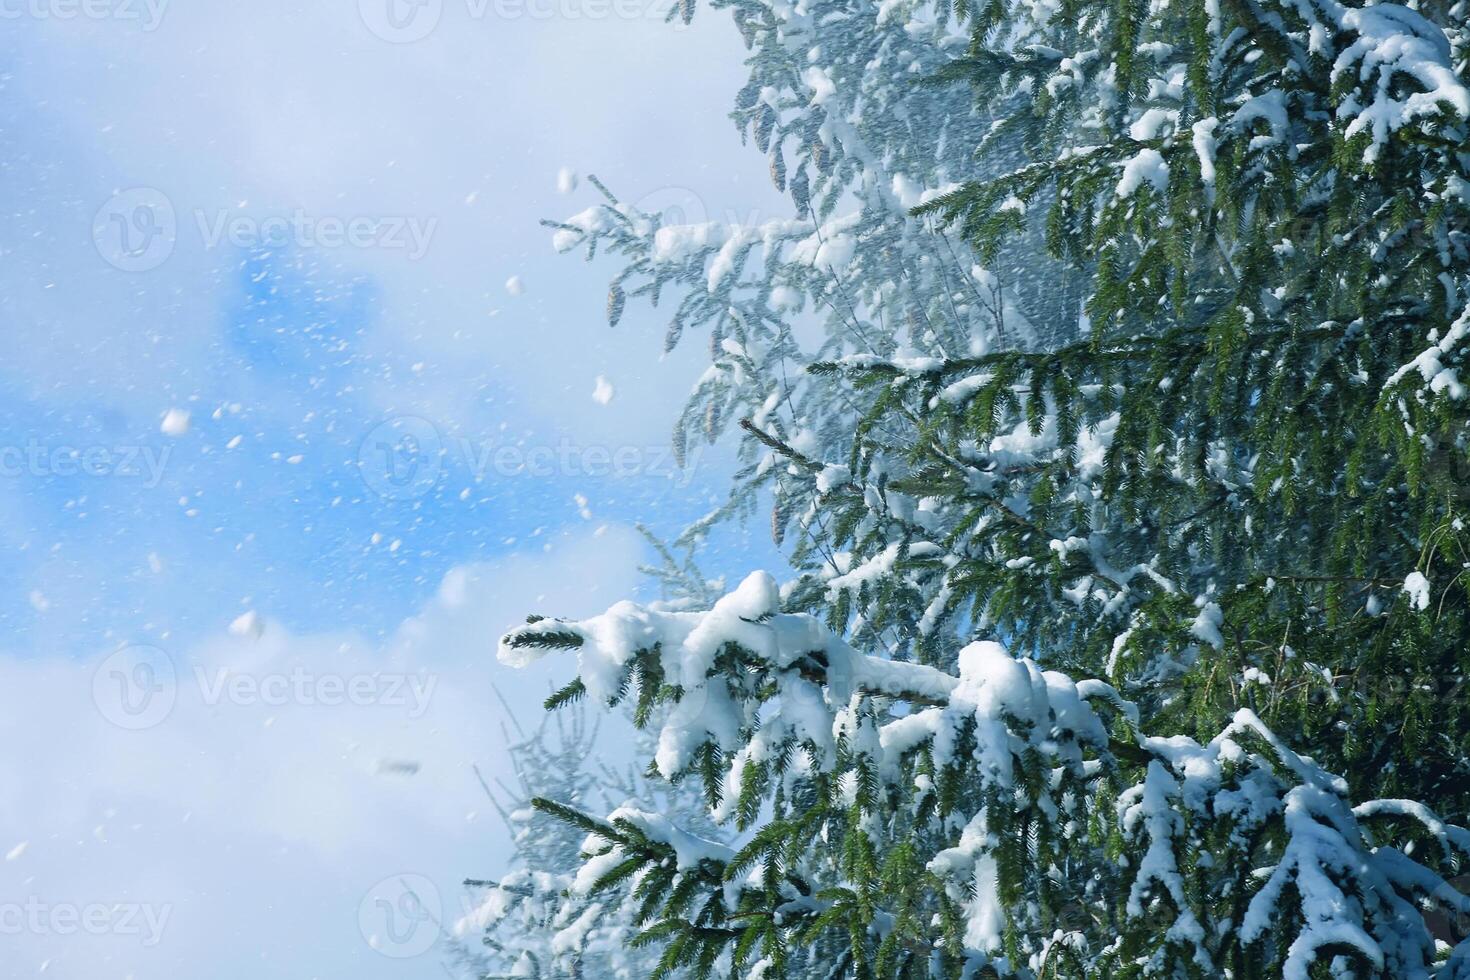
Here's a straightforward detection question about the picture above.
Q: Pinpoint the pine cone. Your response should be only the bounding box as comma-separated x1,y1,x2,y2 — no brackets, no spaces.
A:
791,168,810,217
703,400,720,441
754,105,776,153
810,138,830,174
664,315,685,353
607,284,626,328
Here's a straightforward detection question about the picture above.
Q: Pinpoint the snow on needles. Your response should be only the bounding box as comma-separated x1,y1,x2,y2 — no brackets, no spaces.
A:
501,572,1470,973
1330,2,1470,162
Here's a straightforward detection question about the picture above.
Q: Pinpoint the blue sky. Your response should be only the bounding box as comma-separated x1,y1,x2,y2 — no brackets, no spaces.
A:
0,0,796,652
0,3,786,976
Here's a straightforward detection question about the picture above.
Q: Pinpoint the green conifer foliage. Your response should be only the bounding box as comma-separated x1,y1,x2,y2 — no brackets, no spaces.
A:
802,0,1470,810
483,0,1470,976
499,576,1470,978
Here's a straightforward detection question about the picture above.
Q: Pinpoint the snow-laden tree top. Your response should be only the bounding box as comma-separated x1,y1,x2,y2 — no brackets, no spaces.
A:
545,0,1091,559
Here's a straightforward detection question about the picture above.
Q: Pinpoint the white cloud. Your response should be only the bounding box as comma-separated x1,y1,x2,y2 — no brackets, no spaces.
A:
0,1,772,448
0,5,787,974
0,526,647,979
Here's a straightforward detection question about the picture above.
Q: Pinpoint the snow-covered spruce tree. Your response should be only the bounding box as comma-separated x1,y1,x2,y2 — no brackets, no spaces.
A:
492,0,1470,976
499,575,1470,977
453,696,719,978
774,0,1470,814
543,0,1085,563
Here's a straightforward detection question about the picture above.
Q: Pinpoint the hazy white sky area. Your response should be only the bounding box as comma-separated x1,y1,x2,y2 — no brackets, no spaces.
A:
0,3,785,975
